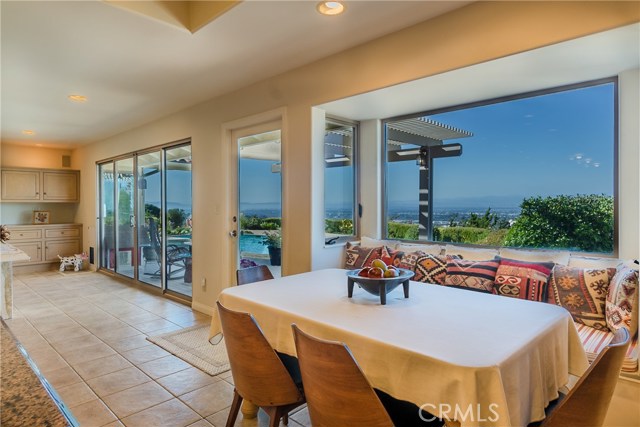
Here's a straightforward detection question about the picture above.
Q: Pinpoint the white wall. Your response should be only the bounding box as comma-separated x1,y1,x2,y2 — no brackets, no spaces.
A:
71,2,640,316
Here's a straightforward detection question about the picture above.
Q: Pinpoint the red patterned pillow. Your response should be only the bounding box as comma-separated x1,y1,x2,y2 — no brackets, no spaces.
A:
548,265,617,331
494,258,554,302
605,266,638,335
344,243,383,269
380,246,404,268
443,257,499,293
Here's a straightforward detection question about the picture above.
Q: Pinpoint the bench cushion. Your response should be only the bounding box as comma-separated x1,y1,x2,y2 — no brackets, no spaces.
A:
606,266,639,336
575,323,638,373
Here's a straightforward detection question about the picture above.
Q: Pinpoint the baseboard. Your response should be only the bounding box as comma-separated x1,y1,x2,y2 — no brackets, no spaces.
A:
191,300,215,317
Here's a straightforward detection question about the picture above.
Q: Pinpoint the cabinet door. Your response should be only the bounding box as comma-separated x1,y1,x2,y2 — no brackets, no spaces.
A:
11,242,42,264
43,172,78,201
1,170,40,200
44,240,80,261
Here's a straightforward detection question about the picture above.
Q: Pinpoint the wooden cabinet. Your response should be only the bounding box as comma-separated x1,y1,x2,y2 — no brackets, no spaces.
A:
11,242,42,264
9,224,82,266
1,170,40,200
1,168,79,202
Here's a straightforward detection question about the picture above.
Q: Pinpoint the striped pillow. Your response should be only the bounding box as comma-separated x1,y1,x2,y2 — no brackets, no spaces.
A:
443,257,499,293
494,257,554,302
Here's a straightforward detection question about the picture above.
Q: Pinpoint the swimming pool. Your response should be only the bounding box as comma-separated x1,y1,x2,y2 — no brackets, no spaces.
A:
240,234,268,255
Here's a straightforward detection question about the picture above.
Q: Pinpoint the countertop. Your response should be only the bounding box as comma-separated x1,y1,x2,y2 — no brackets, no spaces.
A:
0,320,74,426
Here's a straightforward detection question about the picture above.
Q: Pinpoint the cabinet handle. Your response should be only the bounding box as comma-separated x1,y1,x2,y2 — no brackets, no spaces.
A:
61,232,65,234
44,192,47,195
19,233,23,236
36,192,39,195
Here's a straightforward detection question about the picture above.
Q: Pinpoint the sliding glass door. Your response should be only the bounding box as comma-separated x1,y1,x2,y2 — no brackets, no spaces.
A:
99,163,115,271
165,145,193,295
98,142,192,298
137,151,162,287
115,158,135,279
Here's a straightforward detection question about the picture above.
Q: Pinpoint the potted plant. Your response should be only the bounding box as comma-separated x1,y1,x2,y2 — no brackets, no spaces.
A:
263,229,281,266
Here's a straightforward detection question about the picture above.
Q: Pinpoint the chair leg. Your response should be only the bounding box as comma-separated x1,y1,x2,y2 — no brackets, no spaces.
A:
226,389,243,427
265,407,282,427
283,411,289,425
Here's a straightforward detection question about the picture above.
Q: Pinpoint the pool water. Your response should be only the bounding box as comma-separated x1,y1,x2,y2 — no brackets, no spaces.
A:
240,234,268,254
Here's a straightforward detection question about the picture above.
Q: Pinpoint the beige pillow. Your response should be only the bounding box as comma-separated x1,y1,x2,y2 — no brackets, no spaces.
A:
500,247,570,266
396,243,442,256
445,244,499,261
360,236,400,248
568,255,625,269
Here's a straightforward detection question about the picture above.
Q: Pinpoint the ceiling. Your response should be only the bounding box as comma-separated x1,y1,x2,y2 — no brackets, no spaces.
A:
320,23,640,120
0,0,471,148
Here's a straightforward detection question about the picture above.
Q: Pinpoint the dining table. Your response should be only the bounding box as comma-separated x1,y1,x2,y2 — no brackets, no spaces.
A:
210,268,589,427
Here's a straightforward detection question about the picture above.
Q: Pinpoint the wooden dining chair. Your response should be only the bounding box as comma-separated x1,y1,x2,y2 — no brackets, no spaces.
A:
291,324,394,427
217,302,305,427
534,327,630,427
236,265,274,285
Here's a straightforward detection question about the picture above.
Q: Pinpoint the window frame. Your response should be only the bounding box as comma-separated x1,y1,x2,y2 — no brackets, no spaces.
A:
324,116,360,245
381,77,619,256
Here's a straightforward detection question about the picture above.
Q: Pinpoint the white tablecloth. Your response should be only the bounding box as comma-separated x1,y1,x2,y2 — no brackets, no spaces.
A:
218,268,589,427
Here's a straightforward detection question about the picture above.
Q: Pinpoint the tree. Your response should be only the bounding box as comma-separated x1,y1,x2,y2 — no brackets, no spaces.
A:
504,194,613,253
167,208,187,230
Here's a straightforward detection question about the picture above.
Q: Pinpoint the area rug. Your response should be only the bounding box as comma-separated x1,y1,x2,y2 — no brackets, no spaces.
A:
147,325,230,376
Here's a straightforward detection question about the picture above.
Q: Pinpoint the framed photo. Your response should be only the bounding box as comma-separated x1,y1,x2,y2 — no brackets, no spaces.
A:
33,211,50,224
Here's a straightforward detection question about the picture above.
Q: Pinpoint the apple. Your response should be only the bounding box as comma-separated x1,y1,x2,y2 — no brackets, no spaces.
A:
358,267,371,278
369,267,384,278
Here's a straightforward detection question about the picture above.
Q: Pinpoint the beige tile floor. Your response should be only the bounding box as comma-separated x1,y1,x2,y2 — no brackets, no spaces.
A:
4,270,310,427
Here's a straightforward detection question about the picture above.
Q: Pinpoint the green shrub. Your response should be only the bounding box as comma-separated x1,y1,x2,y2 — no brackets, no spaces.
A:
504,194,613,253
433,227,489,244
325,218,354,235
387,222,419,240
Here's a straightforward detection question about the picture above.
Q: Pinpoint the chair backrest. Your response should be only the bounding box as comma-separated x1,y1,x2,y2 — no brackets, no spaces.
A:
236,265,274,286
292,324,393,427
217,302,302,406
541,327,630,427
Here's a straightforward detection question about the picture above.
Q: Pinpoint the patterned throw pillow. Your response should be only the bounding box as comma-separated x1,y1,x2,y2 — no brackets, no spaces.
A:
413,254,457,285
344,243,383,269
443,257,500,293
548,265,617,330
397,250,426,271
494,258,554,302
605,266,639,335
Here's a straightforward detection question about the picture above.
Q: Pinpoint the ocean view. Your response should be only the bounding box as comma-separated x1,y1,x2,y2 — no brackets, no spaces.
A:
242,205,522,227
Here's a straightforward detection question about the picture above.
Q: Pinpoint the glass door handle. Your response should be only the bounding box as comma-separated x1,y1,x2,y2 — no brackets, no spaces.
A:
229,230,238,237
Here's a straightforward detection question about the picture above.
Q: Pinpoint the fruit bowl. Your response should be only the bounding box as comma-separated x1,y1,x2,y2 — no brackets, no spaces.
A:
346,268,414,305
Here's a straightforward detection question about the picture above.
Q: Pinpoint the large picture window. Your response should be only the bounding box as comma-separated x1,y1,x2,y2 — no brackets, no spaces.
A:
383,79,616,254
324,118,358,243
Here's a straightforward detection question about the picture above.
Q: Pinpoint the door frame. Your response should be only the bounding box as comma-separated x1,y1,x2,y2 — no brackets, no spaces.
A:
221,108,286,289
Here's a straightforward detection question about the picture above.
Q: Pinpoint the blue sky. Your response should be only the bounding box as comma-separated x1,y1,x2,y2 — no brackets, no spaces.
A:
388,82,615,208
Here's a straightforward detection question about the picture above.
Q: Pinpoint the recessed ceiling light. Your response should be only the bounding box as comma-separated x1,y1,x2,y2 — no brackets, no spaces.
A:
22,130,35,136
35,144,43,147
68,94,88,103
317,1,345,16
